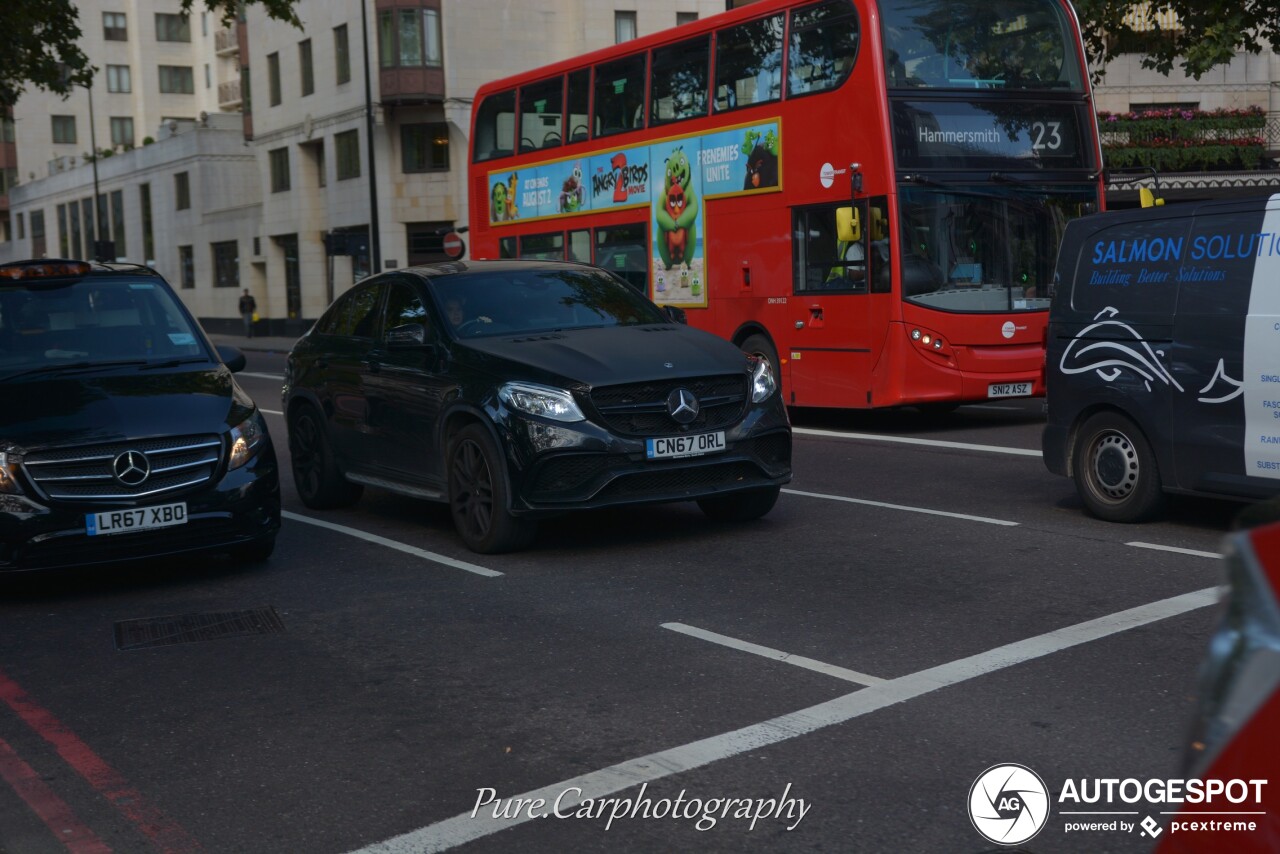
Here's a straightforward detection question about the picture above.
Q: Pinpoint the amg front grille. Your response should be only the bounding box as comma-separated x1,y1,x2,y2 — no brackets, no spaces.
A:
21,435,223,503
589,375,747,437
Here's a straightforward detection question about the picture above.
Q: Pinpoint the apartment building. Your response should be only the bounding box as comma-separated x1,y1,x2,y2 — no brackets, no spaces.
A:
0,0,724,333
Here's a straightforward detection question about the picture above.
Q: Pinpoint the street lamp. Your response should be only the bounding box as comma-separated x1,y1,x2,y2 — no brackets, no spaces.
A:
85,73,107,261
360,0,382,273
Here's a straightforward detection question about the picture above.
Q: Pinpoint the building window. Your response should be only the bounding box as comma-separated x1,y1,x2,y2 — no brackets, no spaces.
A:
110,190,125,258
401,123,449,173
1,116,13,143
204,63,211,89
175,172,191,210
103,12,127,41
155,13,191,42
334,24,351,85
299,39,314,96
677,12,698,26
158,66,195,94
615,11,637,43
269,147,290,192
335,130,360,180
16,213,24,240
267,52,281,106
52,115,76,145
378,8,442,68
106,65,132,93
140,183,154,261
57,204,68,257
179,245,194,289
212,241,239,287
110,117,134,147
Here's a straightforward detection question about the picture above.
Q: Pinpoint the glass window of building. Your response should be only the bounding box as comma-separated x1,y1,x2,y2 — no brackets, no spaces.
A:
335,130,361,180
267,53,281,106
334,25,351,84
299,39,314,96
51,115,76,144
155,13,191,42
106,65,132,93
270,147,291,192
175,172,191,210
159,66,195,94
401,124,449,173
103,12,128,41
110,117,134,147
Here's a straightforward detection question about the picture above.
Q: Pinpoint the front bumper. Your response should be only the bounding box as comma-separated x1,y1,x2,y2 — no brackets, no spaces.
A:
0,442,281,573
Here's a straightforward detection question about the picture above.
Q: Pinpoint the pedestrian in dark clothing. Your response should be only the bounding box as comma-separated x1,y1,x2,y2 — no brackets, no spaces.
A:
238,289,257,338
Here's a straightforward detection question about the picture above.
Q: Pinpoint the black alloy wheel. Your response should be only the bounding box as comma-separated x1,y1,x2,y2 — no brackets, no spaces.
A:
448,424,536,554
288,406,363,509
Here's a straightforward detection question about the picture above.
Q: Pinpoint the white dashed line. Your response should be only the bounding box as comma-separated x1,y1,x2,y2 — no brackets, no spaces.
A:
793,426,1042,457
782,488,1018,526
349,586,1217,853
662,622,886,685
240,372,283,380
1126,542,1223,560
259,408,283,416
281,511,501,577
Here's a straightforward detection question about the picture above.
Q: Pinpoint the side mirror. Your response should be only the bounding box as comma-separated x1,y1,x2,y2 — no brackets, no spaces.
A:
663,305,688,325
1139,187,1165,208
837,206,861,242
386,322,428,348
216,344,246,373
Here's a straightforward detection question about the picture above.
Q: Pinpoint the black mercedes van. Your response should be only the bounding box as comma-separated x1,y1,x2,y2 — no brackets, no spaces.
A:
0,260,280,570
1043,196,1280,521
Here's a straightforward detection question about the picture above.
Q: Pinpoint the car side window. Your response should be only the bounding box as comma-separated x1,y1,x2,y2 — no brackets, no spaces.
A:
336,284,382,339
382,282,428,337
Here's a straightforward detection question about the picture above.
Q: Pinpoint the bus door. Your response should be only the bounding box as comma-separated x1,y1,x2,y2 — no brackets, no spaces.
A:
787,200,886,407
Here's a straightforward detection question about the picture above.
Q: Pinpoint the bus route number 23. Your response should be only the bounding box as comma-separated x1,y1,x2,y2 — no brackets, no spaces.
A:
1030,121,1063,152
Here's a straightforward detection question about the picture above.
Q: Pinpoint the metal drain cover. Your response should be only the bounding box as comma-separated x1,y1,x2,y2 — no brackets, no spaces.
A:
114,606,285,651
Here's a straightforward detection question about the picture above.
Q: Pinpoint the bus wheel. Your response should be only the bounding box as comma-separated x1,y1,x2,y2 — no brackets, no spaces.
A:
1072,412,1165,522
741,334,779,379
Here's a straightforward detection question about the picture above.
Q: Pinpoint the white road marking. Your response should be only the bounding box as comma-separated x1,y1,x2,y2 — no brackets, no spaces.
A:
782,488,1018,526
281,511,501,577
1126,542,1222,560
349,587,1218,853
662,622,885,685
793,426,1042,457
260,409,283,416
240,371,283,380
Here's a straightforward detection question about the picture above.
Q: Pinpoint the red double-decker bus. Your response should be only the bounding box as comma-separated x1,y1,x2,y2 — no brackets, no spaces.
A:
467,0,1104,409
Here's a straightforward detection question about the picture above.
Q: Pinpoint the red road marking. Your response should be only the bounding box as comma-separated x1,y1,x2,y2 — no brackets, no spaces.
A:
0,668,201,852
0,736,112,853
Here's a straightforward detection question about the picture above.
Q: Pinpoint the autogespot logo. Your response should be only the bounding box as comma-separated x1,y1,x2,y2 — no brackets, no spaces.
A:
968,764,1050,846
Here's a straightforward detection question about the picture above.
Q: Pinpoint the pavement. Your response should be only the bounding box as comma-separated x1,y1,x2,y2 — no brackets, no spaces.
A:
207,332,299,355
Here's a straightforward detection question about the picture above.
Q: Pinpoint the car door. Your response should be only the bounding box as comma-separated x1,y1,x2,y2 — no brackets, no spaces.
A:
322,281,384,470
363,277,453,487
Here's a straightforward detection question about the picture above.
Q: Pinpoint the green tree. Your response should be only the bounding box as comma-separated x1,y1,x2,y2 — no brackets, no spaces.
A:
1076,0,1280,80
0,0,300,107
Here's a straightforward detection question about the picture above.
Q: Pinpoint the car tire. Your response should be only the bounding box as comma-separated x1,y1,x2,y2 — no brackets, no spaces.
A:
1072,411,1165,522
288,405,363,510
740,333,779,384
229,535,275,563
697,485,781,523
448,423,536,554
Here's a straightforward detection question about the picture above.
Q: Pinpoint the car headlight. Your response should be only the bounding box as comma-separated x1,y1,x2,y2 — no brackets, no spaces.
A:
750,357,777,403
228,410,267,470
0,451,23,495
499,382,585,422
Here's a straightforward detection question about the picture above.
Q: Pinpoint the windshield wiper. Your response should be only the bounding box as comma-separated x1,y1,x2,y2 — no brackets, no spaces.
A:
1,359,149,382
139,357,209,370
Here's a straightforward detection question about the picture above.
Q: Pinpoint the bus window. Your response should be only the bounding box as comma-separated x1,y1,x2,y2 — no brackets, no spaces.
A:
498,237,516,259
868,196,892,294
568,229,591,263
473,90,515,162
651,36,710,125
567,69,591,143
519,76,564,153
715,13,784,112
793,205,869,293
787,0,860,97
881,0,1084,91
594,223,648,292
520,232,565,260
594,54,647,136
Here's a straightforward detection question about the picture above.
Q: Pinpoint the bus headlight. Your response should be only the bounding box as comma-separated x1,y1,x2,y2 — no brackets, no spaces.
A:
228,411,267,470
0,451,23,495
750,357,778,403
499,382,585,422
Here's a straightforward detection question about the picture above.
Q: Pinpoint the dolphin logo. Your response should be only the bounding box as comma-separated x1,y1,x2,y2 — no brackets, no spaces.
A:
1059,307,1184,393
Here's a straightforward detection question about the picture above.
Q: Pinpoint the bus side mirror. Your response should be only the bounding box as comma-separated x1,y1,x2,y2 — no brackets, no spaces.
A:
1139,187,1165,208
837,206,861,243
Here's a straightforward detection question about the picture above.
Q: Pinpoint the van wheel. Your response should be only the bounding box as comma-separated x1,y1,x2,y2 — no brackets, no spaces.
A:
289,406,363,509
448,424,536,554
1072,412,1164,522
697,485,781,522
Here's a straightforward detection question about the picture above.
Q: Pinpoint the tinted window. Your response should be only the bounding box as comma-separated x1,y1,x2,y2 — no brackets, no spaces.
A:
566,70,591,143
519,232,565,261
594,223,649,292
383,281,428,332
594,54,647,136
715,14,784,112
329,284,382,338
650,36,710,125
472,90,515,162
519,77,563,153
788,0,859,97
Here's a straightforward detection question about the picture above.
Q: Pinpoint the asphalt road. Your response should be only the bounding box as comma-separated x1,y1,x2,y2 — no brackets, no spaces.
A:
0,350,1242,854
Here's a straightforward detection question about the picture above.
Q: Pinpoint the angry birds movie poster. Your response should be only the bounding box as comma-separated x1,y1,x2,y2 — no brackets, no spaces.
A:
652,144,705,307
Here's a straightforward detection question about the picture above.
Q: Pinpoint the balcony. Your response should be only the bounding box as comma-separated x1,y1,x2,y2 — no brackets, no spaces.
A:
219,79,242,109
215,28,239,56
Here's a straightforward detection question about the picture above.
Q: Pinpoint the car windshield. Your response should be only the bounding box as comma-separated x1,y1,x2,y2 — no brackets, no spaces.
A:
0,277,209,377
433,267,669,337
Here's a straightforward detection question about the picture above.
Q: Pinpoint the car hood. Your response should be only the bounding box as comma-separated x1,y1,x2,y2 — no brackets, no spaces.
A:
459,324,749,387
0,366,239,451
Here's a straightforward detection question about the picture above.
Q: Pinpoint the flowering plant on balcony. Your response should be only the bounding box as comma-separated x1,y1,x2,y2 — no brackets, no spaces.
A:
1097,106,1268,171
